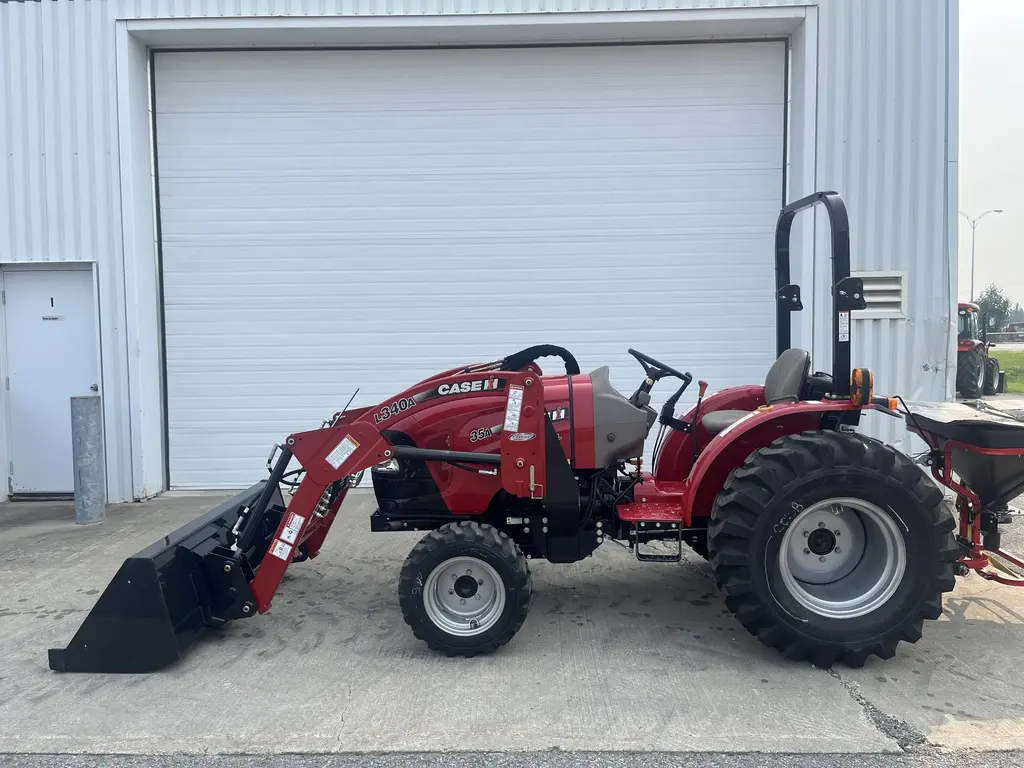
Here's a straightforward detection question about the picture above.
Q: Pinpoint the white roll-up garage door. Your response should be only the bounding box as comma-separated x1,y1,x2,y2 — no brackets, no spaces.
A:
154,43,785,489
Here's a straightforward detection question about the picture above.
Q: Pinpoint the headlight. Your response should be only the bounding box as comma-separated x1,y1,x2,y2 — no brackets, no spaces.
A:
373,458,401,474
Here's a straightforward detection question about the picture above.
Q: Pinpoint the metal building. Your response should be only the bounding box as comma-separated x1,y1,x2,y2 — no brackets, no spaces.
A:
0,0,958,503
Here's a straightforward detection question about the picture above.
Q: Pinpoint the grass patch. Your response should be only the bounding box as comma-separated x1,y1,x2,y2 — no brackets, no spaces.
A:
997,349,1024,393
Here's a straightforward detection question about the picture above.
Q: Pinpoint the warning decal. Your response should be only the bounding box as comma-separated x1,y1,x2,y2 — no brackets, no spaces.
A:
269,539,292,561
838,311,850,342
326,435,360,470
280,513,306,545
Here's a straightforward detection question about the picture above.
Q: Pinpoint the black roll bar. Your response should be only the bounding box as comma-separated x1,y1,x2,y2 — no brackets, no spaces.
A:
774,191,866,399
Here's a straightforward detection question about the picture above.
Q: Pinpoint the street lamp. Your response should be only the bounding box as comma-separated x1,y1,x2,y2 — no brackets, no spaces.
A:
959,208,1003,301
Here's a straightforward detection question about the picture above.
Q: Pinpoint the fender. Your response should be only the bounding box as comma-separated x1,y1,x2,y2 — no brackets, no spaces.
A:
680,400,874,524
654,385,765,481
957,339,985,353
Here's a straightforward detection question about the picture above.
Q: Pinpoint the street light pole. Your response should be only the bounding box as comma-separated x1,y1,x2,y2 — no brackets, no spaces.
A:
959,209,1003,301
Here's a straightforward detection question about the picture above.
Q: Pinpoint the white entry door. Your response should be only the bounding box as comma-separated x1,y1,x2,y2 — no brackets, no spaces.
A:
3,267,99,495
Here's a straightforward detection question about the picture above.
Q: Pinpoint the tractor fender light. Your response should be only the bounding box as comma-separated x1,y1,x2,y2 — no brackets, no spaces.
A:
850,368,874,406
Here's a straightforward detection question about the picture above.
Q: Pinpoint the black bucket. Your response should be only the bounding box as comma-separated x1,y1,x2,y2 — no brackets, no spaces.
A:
48,481,286,673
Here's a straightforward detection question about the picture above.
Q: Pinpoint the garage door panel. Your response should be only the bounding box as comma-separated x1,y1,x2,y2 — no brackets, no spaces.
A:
156,43,785,489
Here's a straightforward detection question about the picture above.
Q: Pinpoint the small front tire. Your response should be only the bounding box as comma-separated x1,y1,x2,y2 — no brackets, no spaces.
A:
984,357,1000,396
399,521,532,656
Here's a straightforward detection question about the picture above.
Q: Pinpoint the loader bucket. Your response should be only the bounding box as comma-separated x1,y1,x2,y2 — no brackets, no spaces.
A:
48,481,286,673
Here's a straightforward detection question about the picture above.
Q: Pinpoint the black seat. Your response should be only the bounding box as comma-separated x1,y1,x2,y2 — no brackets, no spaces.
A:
701,348,812,435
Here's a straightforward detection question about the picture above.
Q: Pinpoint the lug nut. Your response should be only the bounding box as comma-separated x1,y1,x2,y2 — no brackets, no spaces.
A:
452,575,457,580
542,517,548,524
449,589,455,595
819,556,827,562
476,595,481,600
461,599,466,605
524,527,530,534
223,564,232,572
804,548,810,555
466,569,472,575
835,531,841,537
803,531,809,537
542,526,548,533
477,579,484,585
524,518,531,524
835,547,842,553
818,522,826,528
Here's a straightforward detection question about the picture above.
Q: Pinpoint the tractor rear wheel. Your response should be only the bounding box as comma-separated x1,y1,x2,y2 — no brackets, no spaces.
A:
957,346,985,398
984,357,1000,396
707,431,957,668
399,521,532,657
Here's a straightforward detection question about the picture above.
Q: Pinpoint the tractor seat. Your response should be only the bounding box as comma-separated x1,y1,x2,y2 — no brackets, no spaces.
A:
701,348,812,436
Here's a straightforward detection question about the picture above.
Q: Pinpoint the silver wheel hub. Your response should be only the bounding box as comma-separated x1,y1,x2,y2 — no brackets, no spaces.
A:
778,497,906,619
423,556,506,637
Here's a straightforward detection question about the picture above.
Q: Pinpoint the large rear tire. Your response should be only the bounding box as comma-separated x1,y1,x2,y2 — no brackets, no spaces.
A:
399,521,532,657
707,431,958,668
984,357,1000,396
957,346,985,398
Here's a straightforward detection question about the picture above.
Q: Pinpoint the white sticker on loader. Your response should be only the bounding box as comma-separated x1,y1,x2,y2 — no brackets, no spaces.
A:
269,539,292,561
280,513,306,545
838,311,850,342
504,386,524,432
326,435,360,470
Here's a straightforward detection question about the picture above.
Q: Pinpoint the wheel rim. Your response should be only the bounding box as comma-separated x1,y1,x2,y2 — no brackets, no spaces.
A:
422,556,506,637
778,497,906,619
977,358,986,389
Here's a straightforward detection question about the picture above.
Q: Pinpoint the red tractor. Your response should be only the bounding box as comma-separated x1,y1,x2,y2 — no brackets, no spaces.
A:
957,302,1006,398
50,192,1024,674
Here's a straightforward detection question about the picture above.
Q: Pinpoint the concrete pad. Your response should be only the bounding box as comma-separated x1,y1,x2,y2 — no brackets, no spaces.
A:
839,518,1024,750
1,493,894,755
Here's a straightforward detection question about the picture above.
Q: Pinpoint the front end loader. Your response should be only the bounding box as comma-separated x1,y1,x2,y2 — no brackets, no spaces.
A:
49,191,1024,673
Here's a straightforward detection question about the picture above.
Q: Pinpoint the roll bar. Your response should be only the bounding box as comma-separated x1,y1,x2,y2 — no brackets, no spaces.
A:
774,191,866,399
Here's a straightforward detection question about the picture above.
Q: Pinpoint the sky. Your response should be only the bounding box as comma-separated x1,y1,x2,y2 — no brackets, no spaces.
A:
958,0,1024,305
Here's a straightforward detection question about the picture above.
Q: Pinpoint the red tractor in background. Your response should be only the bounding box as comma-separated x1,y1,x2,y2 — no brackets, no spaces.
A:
957,302,1007,398
49,192,1024,676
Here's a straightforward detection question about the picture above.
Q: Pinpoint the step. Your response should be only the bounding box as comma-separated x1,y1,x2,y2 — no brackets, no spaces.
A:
616,502,683,524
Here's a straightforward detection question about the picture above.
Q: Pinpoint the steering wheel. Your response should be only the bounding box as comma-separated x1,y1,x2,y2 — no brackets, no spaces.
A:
627,348,690,382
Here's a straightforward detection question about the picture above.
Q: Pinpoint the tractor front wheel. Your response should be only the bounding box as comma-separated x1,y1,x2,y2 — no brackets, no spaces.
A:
399,521,532,657
707,431,958,667
984,357,1000,396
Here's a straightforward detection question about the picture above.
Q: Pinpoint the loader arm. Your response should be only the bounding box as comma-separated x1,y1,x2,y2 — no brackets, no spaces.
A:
246,370,548,612
48,365,548,673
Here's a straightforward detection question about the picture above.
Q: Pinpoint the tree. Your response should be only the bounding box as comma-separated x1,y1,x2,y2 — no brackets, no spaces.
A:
976,283,1013,333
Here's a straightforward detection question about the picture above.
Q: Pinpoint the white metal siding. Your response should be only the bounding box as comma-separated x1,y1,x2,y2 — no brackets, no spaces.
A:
154,43,784,488
0,0,957,496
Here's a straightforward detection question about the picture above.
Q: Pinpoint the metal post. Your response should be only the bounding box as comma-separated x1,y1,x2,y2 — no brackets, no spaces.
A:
960,209,1003,302
970,224,976,302
71,395,106,525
